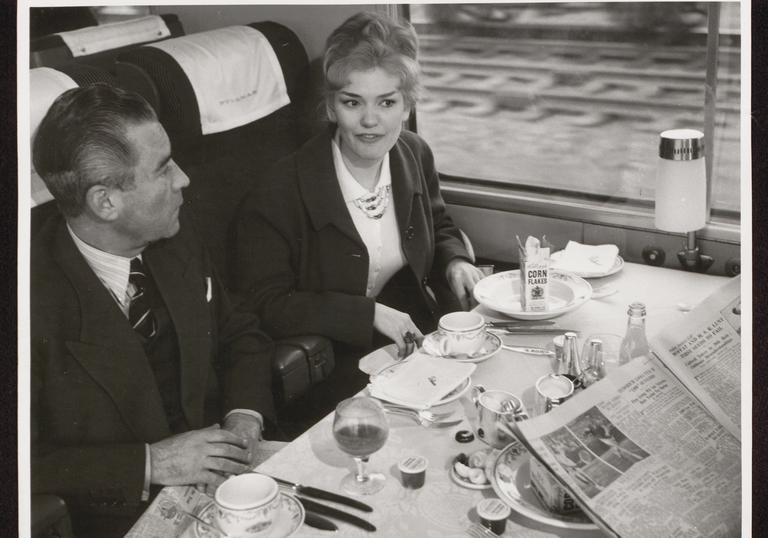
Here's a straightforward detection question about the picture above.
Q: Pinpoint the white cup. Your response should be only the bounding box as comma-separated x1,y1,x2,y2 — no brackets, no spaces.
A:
433,311,486,356
214,473,280,537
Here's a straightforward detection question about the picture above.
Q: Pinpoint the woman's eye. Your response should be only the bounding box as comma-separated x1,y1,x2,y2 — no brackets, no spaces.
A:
381,99,396,107
342,99,359,107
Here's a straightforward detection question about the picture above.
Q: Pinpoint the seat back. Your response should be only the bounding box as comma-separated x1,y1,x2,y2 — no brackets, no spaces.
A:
115,21,310,283
30,13,184,70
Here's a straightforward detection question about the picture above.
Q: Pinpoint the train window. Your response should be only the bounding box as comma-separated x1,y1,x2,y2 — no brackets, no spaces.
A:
409,3,741,233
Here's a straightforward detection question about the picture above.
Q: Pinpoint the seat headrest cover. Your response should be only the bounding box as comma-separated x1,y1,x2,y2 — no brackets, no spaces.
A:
30,67,77,205
30,67,78,139
56,15,171,57
147,25,290,135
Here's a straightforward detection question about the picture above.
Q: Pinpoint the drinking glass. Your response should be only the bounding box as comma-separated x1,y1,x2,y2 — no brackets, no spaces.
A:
332,396,390,495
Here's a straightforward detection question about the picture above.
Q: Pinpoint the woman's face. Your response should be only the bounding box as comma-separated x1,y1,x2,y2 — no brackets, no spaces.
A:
328,67,411,170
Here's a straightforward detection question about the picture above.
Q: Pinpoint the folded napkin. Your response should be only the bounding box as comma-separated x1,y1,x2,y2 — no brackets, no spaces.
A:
56,15,171,57
550,241,619,276
368,354,476,409
148,25,289,135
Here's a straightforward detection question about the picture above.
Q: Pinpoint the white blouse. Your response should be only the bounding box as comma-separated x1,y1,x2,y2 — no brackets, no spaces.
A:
331,138,406,298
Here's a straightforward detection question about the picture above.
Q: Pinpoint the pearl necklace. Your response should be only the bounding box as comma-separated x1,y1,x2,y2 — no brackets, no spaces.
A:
353,184,391,220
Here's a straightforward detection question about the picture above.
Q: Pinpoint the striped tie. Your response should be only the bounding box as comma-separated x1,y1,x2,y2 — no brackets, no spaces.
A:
129,257,157,340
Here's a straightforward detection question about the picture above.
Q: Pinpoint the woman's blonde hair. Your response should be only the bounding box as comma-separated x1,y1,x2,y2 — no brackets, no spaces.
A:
323,11,421,112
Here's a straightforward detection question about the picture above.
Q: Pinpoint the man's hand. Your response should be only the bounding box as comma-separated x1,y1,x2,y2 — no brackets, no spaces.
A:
445,259,486,310
150,424,251,489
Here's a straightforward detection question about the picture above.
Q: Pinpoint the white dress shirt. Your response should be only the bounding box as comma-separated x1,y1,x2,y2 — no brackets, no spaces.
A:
331,138,406,298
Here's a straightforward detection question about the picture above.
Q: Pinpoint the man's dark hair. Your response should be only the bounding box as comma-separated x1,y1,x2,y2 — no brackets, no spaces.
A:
32,83,158,217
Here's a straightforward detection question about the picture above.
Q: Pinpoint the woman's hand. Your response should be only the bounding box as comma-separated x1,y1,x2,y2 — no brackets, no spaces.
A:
373,303,424,357
445,259,486,310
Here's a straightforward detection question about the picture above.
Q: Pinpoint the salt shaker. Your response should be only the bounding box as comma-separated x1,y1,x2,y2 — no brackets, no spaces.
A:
581,338,605,387
561,332,583,390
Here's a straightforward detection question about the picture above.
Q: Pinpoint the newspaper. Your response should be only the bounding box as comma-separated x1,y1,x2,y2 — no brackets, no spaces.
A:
126,440,288,538
512,276,741,538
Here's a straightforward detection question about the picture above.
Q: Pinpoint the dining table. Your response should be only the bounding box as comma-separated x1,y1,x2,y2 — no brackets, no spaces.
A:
130,261,732,537
250,262,731,537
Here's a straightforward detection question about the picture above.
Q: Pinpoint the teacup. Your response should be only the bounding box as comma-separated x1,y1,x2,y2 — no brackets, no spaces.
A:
214,473,280,537
471,385,529,448
432,311,486,357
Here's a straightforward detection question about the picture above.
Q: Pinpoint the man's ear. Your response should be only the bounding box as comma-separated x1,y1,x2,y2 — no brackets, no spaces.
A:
85,184,119,221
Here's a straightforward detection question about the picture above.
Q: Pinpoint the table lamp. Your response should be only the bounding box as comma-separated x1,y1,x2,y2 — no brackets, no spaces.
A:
654,128,713,272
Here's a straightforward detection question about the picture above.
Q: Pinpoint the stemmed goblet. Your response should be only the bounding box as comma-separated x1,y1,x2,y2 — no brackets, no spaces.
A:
332,396,390,495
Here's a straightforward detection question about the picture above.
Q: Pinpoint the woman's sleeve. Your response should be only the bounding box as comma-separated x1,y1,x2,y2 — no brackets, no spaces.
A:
232,175,376,349
416,134,474,274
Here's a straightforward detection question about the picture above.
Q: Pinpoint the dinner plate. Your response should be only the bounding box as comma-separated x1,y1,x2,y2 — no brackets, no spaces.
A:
421,331,502,363
473,270,592,320
550,251,624,278
369,359,473,407
490,441,597,530
194,492,305,538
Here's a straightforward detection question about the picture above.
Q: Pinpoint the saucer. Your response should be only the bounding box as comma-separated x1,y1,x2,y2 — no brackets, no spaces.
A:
421,331,502,363
194,492,305,538
450,465,493,490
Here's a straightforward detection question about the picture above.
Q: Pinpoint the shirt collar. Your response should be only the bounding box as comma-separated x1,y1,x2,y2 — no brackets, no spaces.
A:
67,224,136,307
331,135,391,203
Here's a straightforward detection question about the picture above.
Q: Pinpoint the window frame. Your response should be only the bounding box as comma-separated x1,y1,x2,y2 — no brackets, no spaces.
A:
401,2,741,245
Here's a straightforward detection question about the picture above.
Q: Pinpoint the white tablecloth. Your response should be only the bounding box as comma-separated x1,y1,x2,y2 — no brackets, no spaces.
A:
255,263,730,537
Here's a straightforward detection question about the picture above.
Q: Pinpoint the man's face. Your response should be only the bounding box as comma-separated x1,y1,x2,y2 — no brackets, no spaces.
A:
113,121,189,248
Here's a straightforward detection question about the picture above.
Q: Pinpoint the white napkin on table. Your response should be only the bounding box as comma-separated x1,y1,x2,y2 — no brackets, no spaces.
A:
550,241,619,276
368,354,475,409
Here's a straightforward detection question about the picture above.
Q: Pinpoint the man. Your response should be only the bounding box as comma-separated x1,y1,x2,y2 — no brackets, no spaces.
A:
30,84,275,537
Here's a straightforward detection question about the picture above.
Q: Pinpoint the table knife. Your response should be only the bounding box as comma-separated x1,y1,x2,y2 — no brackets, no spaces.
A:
297,496,377,532
271,476,373,512
501,345,556,356
486,320,556,327
490,327,579,335
304,511,339,531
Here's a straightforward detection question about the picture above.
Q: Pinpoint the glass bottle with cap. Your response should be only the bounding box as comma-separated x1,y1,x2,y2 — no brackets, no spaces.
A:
619,302,650,365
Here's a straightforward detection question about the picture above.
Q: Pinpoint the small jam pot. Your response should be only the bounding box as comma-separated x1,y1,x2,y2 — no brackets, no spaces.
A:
398,455,428,489
476,498,511,535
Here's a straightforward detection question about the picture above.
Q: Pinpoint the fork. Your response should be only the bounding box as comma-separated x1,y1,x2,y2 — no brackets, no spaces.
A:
382,406,463,427
381,403,456,419
467,522,501,537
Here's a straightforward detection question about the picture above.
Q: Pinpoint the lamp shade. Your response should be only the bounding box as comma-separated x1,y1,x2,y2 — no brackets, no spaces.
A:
654,129,707,233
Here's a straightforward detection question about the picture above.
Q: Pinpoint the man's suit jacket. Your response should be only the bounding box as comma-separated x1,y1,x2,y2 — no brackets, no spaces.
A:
233,128,471,350
31,212,275,533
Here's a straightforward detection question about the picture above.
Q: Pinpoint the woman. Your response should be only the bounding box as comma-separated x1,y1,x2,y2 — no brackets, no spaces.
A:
233,11,484,396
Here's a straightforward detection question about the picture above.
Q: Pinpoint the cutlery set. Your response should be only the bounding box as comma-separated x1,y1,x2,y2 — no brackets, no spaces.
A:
380,404,463,428
270,475,375,532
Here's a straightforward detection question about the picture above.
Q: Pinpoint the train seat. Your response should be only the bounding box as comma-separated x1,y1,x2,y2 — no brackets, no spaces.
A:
113,22,333,408
30,13,184,71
